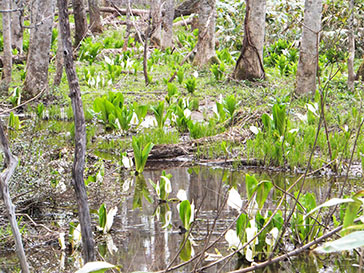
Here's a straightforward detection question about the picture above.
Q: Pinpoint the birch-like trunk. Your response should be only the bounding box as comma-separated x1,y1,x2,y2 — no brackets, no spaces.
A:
1,0,12,93
11,0,24,53
150,0,162,47
23,0,55,99
192,0,217,68
347,0,355,92
58,0,96,262
233,0,265,81
161,0,174,49
73,0,88,46
295,0,323,95
88,0,103,33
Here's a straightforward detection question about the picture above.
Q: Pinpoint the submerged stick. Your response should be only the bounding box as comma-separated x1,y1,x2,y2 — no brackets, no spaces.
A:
58,0,95,262
0,120,29,273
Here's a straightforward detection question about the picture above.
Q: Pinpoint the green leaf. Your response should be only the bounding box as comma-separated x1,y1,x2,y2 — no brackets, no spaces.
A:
255,180,273,210
304,198,355,220
245,174,258,200
261,113,272,132
98,204,106,229
342,198,362,236
236,213,248,239
179,235,192,261
272,103,286,136
179,200,191,230
315,231,364,253
75,261,117,273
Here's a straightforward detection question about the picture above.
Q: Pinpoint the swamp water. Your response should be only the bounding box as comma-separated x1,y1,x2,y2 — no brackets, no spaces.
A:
0,165,362,272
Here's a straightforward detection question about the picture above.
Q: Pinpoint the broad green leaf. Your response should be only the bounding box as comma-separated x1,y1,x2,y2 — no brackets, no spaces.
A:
179,236,192,261
261,113,272,132
75,261,117,273
342,198,361,236
255,181,273,210
179,200,191,230
98,204,106,229
245,174,258,200
272,103,286,136
236,213,248,239
304,198,354,219
315,231,364,253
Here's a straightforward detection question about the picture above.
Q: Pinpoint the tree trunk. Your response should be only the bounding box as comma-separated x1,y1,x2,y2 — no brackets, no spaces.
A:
1,0,12,94
295,0,323,95
11,0,24,53
150,0,162,47
161,0,174,49
58,0,95,262
233,0,265,81
0,120,30,273
54,20,64,87
122,0,132,51
73,0,88,47
347,0,355,92
192,0,217,68
23,0,55,99
88,0,103,33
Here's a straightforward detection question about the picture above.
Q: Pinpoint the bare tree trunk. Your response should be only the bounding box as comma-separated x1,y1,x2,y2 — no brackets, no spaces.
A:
347,0,355,92
122,0,132,51
73,0,88,47
23,0,55,99
233,0,265,81
0,121,29,273
54,20,64,87
1,0,12,94
150,0,162,47
161,0,174,49
192,0,217,68
88,0,103,33
58,0,95,262
295,0,323,95
11,0,24,53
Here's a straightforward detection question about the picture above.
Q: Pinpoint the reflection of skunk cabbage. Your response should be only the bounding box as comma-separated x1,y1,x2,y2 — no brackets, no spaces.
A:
132,136,154,174
149,171,172,201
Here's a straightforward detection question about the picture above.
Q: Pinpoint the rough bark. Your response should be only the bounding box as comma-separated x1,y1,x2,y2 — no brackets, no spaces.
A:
0,120,29,273
174,0,199,18
54,20,64,87
233,0,265,81
88,0,103,33
150,0,162,47
57,0,95,262
192,0,217,68
73,0,88,46
1,0,12,94
347,0,355,92
23,0,55,99
11,0,24,53
295,0,323,95
161,0,174,49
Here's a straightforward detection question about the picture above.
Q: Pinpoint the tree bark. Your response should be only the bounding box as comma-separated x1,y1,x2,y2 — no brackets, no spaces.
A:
295,0,323,95
347,0,355,92
1,0,12,94
161,0,174,49
122,0,132,51
192,0,217,68
73,0,88,47
233,0,265,81
57,0,95,262
23,0,55,99
11,0,24,53
54,20,64,87
88,0,103,33
0,120,29,273
150,0,162,47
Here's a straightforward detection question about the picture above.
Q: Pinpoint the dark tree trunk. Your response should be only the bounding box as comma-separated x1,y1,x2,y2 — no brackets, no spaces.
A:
88,0,103,33
0,120,29,273
233,0,265,81
57,0,96,262
73,0,88,47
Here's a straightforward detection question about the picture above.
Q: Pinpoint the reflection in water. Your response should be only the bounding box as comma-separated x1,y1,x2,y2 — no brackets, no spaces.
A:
0,166,361,272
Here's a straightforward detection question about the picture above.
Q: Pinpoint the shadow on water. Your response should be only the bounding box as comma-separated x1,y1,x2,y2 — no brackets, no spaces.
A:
0,165,361,272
